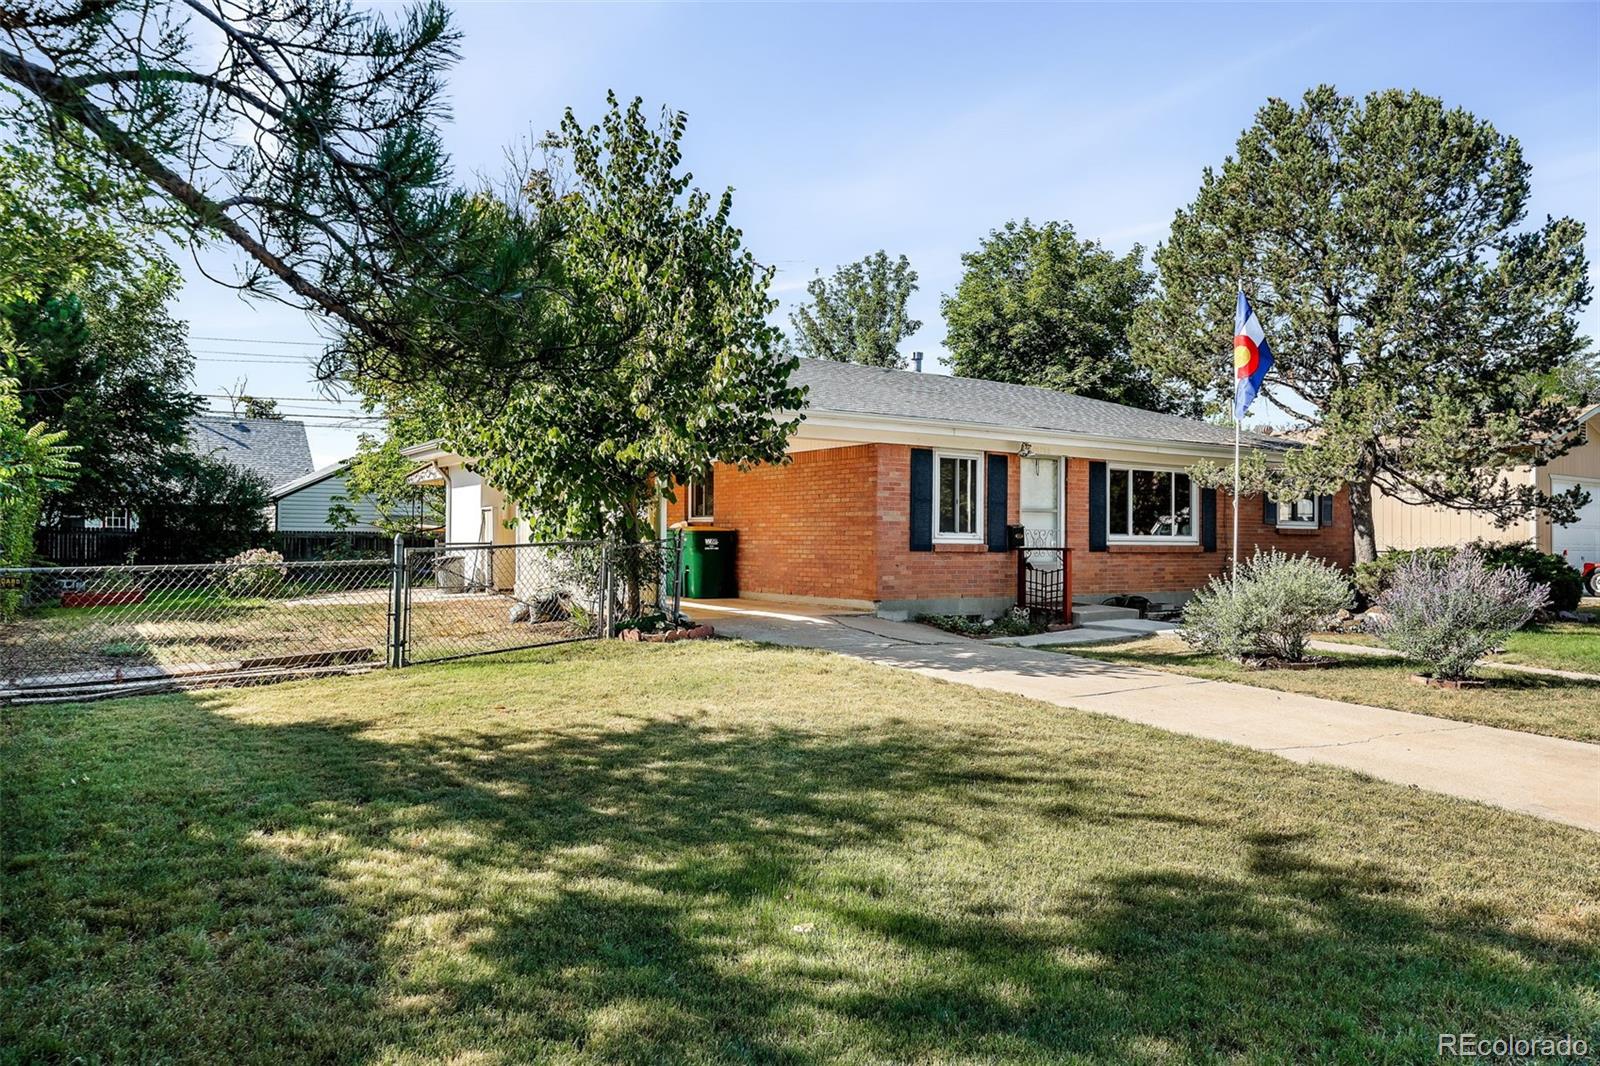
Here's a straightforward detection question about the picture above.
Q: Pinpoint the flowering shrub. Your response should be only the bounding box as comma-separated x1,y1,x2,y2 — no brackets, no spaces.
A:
1367,547,1548,679
1354,541,1581,613
219,548,288,599
1181,549,1353,662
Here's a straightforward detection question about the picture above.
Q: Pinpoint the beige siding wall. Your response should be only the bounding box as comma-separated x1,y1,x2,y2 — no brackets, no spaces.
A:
1373,413,1599,553
1371,471,1537,551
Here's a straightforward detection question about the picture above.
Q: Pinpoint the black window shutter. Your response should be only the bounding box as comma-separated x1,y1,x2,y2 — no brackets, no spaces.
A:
1263,495,1278,526
1318,493,1335,527
1088,461,1108,552
909,449,933,552
1201,487,1217,552
986,454,1008,552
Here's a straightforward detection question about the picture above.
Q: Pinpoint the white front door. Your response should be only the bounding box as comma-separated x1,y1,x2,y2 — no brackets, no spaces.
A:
1020,456,1062,565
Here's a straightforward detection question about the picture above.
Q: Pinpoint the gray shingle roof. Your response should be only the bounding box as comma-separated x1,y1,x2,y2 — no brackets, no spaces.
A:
187,416,316,491
791,358,1289,450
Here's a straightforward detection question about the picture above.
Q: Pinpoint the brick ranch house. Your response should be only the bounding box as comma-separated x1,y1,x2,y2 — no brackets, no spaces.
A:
403,358,1352,619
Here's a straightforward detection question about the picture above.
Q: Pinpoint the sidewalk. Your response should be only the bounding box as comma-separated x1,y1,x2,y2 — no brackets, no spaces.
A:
684,602,1600,832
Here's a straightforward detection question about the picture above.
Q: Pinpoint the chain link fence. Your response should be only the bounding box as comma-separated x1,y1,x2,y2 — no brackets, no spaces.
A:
0,556,395,694
0,536,685,699
400,542,607,664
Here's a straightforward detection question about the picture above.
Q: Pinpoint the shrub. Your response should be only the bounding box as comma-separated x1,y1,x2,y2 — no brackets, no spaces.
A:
1355,541,1581,614
219,548,288,599
919,608,1045,638
1352,547,1455,600
1181,549,1353,662
1367,547,1547,679
1468,540,1583,614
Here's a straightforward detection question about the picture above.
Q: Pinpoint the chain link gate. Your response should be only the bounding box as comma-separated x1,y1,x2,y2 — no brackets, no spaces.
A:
393,540,607,665
2,536,684,699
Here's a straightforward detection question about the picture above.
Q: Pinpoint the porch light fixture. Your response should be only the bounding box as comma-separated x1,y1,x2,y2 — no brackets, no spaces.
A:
1018,443,1033,458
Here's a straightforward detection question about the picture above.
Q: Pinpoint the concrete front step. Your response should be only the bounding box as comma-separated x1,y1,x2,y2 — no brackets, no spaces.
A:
1070,603,1143,624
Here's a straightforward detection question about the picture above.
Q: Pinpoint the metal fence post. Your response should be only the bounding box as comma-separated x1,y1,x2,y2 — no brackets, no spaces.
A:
387,533,407,667
672,530,682,620
595,544,604,633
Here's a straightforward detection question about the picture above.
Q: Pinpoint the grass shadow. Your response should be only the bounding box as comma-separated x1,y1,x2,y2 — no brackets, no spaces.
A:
5,647,1597,1062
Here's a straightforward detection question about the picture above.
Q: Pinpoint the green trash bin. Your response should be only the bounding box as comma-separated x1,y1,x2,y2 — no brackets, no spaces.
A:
681,528,737,599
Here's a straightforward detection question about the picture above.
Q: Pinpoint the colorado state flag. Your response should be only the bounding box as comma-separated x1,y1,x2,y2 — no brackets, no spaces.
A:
1233,290,1273,421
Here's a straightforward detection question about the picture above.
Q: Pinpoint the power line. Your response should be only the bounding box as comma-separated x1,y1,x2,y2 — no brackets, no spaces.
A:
194,357,312,365
189,336,326,347
192,348,317,357
194,392,361,404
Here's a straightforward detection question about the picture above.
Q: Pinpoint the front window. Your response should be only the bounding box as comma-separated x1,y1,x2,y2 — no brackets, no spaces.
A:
1280,496,1318,528
687,475,714,522
1107,467,1195,542
935,451,982,542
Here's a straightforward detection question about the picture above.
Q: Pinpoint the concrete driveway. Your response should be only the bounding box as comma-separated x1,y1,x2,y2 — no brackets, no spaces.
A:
683,600,1600,833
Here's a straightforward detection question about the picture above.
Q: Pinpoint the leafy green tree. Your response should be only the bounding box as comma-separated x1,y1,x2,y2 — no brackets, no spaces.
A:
0,376,75,582
340,388,445,536
788,251,921,368
238,397,283,421
3,262,201,524
136,455,270,564
942,220,1175,410
1133,87,1593,563
429,95,803,555
0,0,529,378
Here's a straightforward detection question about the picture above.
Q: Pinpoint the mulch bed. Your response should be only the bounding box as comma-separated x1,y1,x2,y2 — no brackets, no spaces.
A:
1410,674,1489,690
620,624,715,643
1240,655,1337,671
60,590,146,608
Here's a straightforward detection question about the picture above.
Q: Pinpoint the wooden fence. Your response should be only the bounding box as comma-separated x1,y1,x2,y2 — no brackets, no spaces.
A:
34,528,436,566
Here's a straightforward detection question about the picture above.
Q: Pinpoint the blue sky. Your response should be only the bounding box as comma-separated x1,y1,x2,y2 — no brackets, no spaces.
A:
173,1,1600,464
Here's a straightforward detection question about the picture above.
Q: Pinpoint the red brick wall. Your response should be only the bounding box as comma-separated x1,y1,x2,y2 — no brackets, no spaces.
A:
1062,457,1353,596
668,447,1353,607
665,445,880,602
874,445,1020,604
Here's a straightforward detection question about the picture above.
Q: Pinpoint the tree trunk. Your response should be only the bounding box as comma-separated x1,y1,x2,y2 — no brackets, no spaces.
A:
625,484,644,619
1349,473,1379,566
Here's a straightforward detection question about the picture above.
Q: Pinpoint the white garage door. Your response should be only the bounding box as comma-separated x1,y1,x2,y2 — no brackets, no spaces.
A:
1550,476,1600,576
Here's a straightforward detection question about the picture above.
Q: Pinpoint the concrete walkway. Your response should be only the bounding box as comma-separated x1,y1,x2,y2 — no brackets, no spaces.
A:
683,601,1600,833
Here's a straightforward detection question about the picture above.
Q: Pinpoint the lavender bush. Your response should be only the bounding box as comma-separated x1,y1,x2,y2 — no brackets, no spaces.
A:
1182,550,1353,662
1367,547,1548,679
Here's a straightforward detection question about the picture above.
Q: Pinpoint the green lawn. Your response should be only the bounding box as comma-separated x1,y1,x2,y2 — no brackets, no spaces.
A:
1318,621,1600,676
4,642,1598,1064
1064,636,1600,744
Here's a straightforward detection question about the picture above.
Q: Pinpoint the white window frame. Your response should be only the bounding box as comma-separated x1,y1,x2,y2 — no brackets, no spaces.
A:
686,475,714,523
1278,495,1319,529
933,450,984,544
1106,464,1199,545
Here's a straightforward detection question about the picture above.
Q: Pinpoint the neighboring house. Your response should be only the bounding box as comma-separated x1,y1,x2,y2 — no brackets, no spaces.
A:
267,461,386,532
1371,403,1600,588
61,416,315,532
403,358,1352,619
190,417,389,532
188,415,317,491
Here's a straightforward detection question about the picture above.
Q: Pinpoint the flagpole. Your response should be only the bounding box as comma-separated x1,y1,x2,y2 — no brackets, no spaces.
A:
1231,280,1243,586
1232,410,1240,585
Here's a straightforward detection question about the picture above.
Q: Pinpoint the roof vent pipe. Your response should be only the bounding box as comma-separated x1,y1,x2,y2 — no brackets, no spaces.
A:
911,351,923,373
